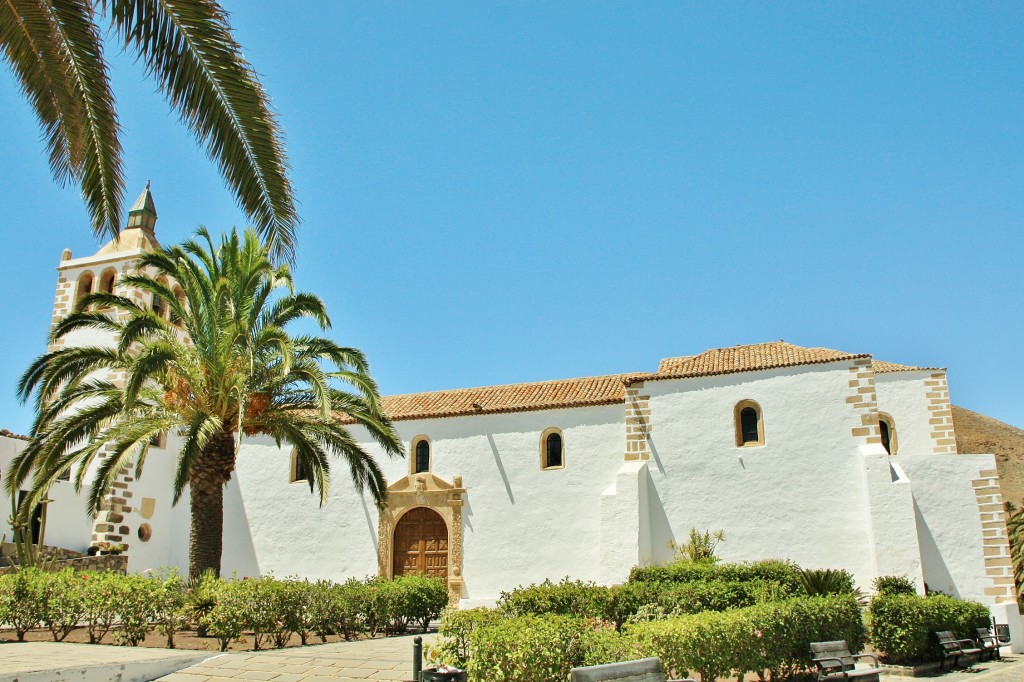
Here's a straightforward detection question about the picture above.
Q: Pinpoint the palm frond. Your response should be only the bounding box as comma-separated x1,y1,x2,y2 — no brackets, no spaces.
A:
108,0,298,261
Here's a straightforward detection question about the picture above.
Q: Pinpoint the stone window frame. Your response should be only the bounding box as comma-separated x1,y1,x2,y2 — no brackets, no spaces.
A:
411,435,432,474
734,399,765,447
75,271,94,309
290,448,309,483
152,277,170,320
878,412,898,455
98,267,117,295
540,427,565,470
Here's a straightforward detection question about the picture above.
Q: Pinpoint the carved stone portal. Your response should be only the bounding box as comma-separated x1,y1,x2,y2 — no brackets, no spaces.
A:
378,473,465,604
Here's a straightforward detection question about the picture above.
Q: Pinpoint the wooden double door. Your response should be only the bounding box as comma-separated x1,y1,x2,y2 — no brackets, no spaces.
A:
392,506,448,579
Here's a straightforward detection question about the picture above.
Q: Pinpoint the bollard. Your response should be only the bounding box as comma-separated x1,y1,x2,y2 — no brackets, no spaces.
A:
413,635,423,682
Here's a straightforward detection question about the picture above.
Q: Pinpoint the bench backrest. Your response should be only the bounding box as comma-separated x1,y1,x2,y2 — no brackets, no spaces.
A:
976,628,994,639
570,658,667,682
935,631,961,653
810,641,856,673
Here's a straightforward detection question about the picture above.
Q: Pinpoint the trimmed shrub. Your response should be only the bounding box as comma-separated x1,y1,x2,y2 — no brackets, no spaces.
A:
395,574,449,632
628,559,803,593
0,568,47,640
429,606,507,668
468,614,590,682
870,593,991,664
627,594,864,681
579,623,646,667
498,579,612,619
461,595,861,682
82,571,122,643
40,568,87,641
112,573,161,646
202,580,247,651
745,595,865,680
151,570,188,648
499,576,792,628
873,575,917,596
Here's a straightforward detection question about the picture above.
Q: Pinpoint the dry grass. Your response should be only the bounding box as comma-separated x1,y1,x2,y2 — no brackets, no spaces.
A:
954,404,1024,507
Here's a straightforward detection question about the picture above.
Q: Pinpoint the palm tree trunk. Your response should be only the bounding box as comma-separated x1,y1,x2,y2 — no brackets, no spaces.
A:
188,429,236,580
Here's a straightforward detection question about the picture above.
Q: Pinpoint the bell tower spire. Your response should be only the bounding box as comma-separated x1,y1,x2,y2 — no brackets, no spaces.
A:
126,180,158,233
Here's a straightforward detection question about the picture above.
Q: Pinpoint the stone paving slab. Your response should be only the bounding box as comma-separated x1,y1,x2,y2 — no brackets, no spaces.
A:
155,634,434,682
5,634,1020,682
0,641,214,682
888,654,1024,682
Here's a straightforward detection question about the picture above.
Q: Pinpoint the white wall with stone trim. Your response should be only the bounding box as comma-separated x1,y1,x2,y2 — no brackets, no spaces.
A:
225,403,626,599
874,370,945,457
0,433,94,552
641,362,883,590
859,450,925,593
14,226,1015,609
898,453,1003,603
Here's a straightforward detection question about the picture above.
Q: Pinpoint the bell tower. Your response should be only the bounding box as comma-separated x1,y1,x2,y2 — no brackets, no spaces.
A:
47,184,163,553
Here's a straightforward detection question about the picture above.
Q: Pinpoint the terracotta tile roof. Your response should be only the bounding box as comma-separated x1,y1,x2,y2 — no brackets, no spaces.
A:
0,429,29,441
872,360,938,373
338,342,935,423
650,341,869,381
354,374,636,422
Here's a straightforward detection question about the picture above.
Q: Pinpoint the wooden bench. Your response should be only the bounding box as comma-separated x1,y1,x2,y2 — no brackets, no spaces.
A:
975,627,1000,661
809,641,881,682
935,630,981,671
569,658,695,682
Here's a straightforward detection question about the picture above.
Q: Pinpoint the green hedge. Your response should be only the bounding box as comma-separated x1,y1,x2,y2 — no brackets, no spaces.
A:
461,595,863,682
628,559,803,591
869,594,991,664
626,595,864,681
0,568,448,650
498,576,795,627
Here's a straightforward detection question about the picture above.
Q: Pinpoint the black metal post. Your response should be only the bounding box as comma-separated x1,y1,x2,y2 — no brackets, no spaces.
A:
413,635,423,682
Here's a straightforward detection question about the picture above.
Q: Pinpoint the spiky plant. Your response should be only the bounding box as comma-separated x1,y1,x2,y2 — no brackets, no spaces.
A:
0,1,297,260
7,227,403,578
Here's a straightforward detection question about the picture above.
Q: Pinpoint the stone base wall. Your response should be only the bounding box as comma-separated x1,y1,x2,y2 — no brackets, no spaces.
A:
0,553,127,576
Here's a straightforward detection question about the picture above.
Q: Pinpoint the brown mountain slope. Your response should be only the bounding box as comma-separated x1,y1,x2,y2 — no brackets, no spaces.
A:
953,405,1024,507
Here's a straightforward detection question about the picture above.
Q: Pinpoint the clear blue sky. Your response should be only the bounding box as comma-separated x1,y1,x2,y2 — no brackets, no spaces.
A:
1,2,1022,435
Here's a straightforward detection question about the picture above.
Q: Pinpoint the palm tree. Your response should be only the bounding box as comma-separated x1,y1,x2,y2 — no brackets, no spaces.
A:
1,1,297,261
6,227,402,578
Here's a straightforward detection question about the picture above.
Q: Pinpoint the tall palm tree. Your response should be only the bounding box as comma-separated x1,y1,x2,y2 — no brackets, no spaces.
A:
6,227,402,578
1,1,298,261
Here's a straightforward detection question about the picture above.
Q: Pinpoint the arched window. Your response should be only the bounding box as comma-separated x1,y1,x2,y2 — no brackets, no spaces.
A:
98,268,117,295
75,272,94,308
413,438,431,474
734,400,765,447
878,413,898,455
152,294,165,319
152,278,169,319
540,428,564,470
290,448,309,483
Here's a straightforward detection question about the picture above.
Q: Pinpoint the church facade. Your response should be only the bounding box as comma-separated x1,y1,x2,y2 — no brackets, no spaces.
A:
2,190,1019,632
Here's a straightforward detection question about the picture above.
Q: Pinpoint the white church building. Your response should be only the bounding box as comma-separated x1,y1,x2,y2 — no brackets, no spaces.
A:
1,188,1020,634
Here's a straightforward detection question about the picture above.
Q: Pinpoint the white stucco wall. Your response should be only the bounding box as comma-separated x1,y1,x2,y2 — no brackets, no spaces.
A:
228,404,626,601
642,362,886,591
898,453,998,604
0,433,95,552
874,371,943,456
860,451,925,593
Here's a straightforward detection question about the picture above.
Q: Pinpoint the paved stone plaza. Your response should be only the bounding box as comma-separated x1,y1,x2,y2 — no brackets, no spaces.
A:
2,636,1024,682
155,634,434,682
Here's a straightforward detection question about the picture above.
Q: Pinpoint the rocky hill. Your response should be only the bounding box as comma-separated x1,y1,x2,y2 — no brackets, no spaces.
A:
953,405,1024,507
